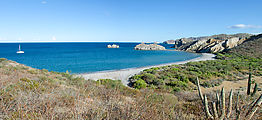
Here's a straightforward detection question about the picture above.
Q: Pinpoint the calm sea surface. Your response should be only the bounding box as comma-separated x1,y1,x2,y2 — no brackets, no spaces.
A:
0,43,201,73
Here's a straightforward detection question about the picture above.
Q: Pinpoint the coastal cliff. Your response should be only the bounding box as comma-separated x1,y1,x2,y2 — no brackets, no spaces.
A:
172,33,252,53
134,43,166,50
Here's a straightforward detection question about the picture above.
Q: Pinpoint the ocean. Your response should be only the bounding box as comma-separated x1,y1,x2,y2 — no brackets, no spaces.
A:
0,43,201,73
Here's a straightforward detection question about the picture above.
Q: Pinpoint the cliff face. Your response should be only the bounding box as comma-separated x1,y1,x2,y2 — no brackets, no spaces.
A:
134,43,166,50
173,33,252,53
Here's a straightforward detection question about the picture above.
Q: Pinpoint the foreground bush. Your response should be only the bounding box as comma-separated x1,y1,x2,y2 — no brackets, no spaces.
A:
0,59,202,119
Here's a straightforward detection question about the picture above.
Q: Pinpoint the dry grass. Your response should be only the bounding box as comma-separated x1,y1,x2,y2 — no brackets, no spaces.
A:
0,59,261,119
0,59,204,119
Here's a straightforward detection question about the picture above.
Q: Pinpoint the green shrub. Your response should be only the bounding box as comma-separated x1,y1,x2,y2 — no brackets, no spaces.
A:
168,81,187,88
42,69,49,72
152,79,164,86
28,69,38,74
0,58,7,62
134,79,147,89
142,73,157,83
68,76,85,86
97,79,123,89
171,68,180,72
201,82,212,88
133,75,142,80
173,87,181,92
20,78,40,90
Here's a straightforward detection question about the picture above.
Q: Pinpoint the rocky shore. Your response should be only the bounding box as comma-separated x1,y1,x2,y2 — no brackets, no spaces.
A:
171,33,252,53
134,43,166,50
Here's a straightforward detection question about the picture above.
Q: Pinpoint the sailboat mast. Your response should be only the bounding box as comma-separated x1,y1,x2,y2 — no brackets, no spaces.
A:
18,44,21,51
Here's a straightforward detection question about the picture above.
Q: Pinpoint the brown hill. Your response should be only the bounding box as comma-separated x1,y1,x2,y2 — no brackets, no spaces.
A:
227,34,262,58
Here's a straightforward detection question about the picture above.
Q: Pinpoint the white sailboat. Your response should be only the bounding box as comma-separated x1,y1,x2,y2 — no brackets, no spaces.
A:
16,44,24,54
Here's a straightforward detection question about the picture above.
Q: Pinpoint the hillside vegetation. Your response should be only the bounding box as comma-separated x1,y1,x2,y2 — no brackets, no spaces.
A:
130,55,262,91
128,34,262,119
130,34,262,92
1,34,262,119
0,58,205,119
1,58,260,119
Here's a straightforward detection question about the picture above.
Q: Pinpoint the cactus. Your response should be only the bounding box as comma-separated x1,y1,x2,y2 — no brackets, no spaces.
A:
204,95,213,119
216,92,220,114
245,94,262,120
212,102,218,118
219,87,226,119
251,83,258,97
247,72,252,95
226,89,233,118
196,77,204,102
235,91,241,120
196,77,262,120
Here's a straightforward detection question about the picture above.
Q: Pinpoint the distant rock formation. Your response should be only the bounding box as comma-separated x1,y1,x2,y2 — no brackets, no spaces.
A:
134,43,166,50
172,33,252,53
163,40,175,44
107,44,119,48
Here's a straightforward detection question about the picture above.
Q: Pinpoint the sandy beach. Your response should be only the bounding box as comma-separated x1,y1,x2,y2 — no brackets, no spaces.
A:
79,53,216,85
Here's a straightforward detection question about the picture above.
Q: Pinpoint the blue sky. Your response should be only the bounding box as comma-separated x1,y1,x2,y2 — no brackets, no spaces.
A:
0,0,261,42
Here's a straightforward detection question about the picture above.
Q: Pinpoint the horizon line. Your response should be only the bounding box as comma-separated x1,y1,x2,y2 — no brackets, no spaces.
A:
0,41,147,43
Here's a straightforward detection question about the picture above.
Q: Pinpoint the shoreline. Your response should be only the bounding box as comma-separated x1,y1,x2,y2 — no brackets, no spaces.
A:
78,53,216,85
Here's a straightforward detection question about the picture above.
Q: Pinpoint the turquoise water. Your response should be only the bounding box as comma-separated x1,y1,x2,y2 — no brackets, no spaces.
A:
0,43,201,73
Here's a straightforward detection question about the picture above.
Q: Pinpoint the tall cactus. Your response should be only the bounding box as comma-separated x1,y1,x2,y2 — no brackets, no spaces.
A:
204,95,213,119
251,83,258,97
196,77,203,102
235,91,241,120
196,78,230,119
219,87,226,119
216,92,220,114
212,102,218,118
196,77,262,120
247,72,252,95
245,94,262,120
227,89,233,118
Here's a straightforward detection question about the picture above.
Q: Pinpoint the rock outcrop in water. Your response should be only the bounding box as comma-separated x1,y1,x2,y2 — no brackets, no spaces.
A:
134,43,166,50
107,44,119,48
172,33,252,53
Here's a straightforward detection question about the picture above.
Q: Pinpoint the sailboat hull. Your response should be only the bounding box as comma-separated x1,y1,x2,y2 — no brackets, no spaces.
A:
17,44,24,54
16,51,24,54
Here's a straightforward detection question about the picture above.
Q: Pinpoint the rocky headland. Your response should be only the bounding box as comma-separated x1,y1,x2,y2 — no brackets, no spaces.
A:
171,33,252,53
134,43,166,50
163,40,176,44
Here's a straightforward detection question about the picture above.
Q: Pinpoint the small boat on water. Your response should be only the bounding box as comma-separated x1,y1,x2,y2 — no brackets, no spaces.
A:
16,44,24,54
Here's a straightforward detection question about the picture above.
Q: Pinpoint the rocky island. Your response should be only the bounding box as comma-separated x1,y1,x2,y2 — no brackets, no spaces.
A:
107,44,119,48
134,43,166,50
172,33,252,53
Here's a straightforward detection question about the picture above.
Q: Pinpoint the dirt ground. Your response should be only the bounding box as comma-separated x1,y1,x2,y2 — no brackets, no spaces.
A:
201,76,262,94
